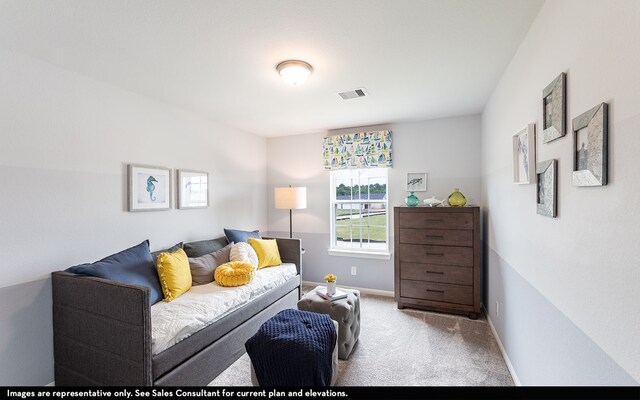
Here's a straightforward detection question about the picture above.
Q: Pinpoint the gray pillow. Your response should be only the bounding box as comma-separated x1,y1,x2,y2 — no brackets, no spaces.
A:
189,243,233,285
184,237,228,258
151,242,183,264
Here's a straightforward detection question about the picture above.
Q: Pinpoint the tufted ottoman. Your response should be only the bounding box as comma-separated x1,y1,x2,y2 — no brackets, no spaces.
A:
247,309,339,386
297,286,360,360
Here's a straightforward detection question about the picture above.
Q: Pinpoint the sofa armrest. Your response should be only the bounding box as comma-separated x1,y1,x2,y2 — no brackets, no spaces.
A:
263,237,302,275
52,271,153,386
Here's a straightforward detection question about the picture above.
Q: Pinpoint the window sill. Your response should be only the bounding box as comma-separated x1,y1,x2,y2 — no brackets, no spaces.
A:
327,248,392,260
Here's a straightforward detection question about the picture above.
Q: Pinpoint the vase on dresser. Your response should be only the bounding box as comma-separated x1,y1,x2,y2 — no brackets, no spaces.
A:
393,206,481,319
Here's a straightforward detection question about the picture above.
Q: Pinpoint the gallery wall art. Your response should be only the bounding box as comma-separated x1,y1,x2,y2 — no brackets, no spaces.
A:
177,169,209,209
128,164,171,211
536,159,557,218
542,72,566,143
513,124,536,184
572,103,608,187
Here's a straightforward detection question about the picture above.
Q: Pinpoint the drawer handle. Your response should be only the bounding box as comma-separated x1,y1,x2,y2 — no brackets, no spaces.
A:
428,219,444,223
425,235,444,239
426,252,444,256
426,289,445,293
425,270,444,275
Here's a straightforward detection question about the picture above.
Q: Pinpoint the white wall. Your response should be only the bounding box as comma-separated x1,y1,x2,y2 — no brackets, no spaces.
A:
482,0,640,384
267,115,481,290
0,48,268,384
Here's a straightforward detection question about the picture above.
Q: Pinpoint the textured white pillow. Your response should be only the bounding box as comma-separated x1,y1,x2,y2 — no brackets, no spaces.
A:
230,242,259,270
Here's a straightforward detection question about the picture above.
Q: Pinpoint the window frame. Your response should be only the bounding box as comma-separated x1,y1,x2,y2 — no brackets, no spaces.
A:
328,168,391,259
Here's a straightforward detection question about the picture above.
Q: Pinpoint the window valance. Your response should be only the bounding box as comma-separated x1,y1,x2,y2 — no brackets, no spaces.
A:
322,130,392,170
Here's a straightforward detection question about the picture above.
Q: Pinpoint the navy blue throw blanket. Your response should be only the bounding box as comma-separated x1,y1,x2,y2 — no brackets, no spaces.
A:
245,309,336,386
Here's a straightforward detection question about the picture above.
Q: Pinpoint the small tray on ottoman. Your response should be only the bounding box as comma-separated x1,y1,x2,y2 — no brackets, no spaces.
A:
297,286,361,360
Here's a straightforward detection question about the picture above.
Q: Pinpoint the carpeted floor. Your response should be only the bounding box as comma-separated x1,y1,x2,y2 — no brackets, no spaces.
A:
209,287,513,386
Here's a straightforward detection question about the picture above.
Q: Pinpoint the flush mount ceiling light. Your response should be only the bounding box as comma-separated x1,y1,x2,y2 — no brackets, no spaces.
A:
276,60,313,86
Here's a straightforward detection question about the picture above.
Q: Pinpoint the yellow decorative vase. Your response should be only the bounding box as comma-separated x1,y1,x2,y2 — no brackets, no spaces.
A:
448,188,467,207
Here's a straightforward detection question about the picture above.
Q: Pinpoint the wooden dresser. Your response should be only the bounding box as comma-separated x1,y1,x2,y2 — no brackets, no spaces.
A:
394,206,481,319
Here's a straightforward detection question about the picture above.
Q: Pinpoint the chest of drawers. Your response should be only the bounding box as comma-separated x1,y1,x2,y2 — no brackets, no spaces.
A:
394,206,481,319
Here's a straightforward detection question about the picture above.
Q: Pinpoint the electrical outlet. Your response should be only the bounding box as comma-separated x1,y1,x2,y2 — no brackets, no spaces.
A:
495,301,500,318
351,266,357,276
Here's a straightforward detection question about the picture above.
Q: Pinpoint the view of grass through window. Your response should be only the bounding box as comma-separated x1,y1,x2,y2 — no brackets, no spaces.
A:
331,168,388,251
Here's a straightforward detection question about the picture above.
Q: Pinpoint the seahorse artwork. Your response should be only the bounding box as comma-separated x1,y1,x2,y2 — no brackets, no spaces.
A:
147,176,158,201
408,177,423,188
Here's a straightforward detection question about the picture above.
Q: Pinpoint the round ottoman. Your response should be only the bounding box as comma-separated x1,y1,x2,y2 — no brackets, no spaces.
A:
297,286,361,360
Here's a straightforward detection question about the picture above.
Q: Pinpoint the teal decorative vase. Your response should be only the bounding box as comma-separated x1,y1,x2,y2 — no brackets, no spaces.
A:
405,192,419,207
448,188,467,207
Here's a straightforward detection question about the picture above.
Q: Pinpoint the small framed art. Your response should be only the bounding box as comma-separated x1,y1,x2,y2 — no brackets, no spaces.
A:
406,172,427,192
128,164,171,211
177,169,209,209
536,159,557,218
572,102,608,187
542,72,566,143
512,124,536,184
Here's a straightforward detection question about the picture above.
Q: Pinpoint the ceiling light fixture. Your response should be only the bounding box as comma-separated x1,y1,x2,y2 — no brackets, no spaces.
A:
276,60,313,86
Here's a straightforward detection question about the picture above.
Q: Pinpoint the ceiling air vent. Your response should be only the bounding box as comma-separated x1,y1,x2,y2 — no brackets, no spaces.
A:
337,88,368,100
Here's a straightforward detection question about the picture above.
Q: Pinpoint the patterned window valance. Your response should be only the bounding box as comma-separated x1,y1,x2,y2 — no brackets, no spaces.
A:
322,130,392,170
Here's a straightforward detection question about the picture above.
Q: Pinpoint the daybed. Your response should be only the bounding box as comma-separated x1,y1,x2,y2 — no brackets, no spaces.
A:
51,236,302,386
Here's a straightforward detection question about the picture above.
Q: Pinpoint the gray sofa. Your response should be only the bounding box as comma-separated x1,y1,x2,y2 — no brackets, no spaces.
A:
52,236,302,386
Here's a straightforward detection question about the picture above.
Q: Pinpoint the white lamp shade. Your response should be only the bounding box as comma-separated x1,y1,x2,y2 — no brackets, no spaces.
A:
275,187,307,209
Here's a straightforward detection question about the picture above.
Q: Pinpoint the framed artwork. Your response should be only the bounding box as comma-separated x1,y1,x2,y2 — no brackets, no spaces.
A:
406,172,427,192
536,159,557,218
512,124,536,184
128,164,171,211
177,169,209,209
572,102,608,187
542,72,566,143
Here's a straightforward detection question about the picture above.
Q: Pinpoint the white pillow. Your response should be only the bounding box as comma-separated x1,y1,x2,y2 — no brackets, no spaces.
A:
230,242,259,270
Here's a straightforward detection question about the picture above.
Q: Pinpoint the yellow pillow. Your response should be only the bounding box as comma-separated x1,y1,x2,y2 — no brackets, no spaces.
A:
156,248,192,302
248,238,282,269
215,261,256,287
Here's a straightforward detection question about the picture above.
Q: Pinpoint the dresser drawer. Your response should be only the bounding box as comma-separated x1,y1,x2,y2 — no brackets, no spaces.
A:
400,263,472,286
398,212,472,230
400,280,473,305
399,228,473,246
398,244,473,267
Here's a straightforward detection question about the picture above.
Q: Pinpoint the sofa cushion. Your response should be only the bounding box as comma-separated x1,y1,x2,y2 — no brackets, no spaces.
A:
66,240,163,305
151,242,184,263
214,261,256,287
224,228,261,243
188,243,233,286
249,238,282,269
230,242,259,269
156,249,192,302
183,237,228,258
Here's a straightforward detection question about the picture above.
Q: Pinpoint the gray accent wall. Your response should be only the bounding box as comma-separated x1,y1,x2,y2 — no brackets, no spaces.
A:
481,0,640,385
0,279,53,385
484,245,636,385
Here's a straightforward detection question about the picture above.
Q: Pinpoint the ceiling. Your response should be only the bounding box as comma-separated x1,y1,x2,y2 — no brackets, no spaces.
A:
0,0,544,137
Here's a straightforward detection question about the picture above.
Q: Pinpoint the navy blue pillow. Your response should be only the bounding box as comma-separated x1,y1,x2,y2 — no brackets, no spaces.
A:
66,240,163,305
223,228,261,243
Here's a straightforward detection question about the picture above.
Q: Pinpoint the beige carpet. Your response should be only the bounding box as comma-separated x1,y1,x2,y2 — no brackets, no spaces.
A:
209,288,513,386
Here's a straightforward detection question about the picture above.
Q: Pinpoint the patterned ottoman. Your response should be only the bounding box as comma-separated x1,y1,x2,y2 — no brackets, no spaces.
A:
297,286,361,360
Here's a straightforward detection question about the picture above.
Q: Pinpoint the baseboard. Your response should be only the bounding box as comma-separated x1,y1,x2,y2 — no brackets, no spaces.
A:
302,280,394,298
484,306,521,386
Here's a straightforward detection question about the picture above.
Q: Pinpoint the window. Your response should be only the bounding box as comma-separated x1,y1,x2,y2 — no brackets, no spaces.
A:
329,168,389,258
